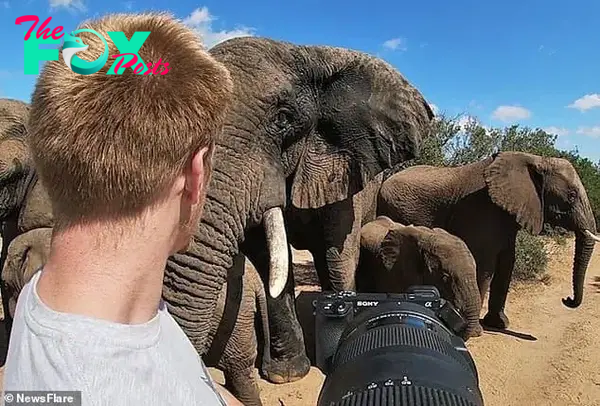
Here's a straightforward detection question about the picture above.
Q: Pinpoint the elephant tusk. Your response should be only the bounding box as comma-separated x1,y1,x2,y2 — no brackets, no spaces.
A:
584,229,600,243
263,207,289,298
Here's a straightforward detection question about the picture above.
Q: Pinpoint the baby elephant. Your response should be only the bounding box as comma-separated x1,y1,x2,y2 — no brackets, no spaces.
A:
1,228,270,406
356,216,483,339
2,227,52,319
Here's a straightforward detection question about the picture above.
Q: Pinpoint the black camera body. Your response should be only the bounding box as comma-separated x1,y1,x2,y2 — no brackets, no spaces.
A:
313,285,484,405
315,285,467,374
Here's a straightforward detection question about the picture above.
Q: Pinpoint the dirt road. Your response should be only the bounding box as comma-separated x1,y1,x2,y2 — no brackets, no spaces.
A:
237,238,600,406
1,237,598,405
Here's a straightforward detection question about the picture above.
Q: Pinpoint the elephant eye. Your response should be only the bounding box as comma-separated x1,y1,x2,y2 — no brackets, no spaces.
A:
275,110,291,127
568,190,577,202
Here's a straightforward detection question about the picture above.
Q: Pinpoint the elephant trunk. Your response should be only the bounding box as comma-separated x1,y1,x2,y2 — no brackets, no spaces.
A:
563,229,599,308
462,295,482,338
562,189,599,309
162,161,250,354
263,207,289,298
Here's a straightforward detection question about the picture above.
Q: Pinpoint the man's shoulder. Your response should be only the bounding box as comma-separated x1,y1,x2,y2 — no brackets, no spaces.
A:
4,295,225,405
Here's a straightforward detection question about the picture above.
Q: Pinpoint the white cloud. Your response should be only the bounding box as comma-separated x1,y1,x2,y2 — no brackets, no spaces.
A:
2,2,9,8
183,7,254,49
543,126,570,137
567,94,600,112
576,126,600,138
49,0,86,12
491,105,531,122
382,37,407,52
429,103,439,115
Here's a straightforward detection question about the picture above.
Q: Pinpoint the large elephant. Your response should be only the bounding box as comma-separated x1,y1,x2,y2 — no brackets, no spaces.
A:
377,151,600,330
283,164,413,296
0,36,434,382
285,171,388,292
1,227,271,406
0,99,53,363
357,216,482,339
0,99,51,235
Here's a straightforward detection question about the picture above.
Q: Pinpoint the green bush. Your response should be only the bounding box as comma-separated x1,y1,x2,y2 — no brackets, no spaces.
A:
541,223,570,246
513,231,549,281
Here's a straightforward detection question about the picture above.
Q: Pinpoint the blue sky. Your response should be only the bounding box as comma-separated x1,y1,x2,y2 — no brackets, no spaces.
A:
1,0,599,161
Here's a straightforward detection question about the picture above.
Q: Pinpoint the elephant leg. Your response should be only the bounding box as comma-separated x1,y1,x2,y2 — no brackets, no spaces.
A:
477,275,492,309
482,246,515,330
241,228,310,384
223,367,263,406
324,242,359,291
0,220,19,367
219,306,263,406
311,248,332,291
321,199,364,291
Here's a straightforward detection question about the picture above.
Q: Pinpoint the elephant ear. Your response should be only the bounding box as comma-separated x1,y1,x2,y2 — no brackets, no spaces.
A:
378,225,424,273
379,227,406,272
291,139,360,209
420,249,450,284
415,231,449,280
484,152,546,235
290,48,433,209
0,139,29,185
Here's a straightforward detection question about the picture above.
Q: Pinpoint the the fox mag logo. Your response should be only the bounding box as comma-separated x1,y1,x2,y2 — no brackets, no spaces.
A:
16,15,170,75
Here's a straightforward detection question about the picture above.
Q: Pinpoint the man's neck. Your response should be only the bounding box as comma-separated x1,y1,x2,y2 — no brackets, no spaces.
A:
36,220,173,325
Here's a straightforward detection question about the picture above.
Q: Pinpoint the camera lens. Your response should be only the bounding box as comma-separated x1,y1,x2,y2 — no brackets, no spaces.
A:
317,301,484,406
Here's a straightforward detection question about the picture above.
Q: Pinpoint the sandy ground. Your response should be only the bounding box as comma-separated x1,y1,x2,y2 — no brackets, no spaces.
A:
1,238,599,405
215,238,600,406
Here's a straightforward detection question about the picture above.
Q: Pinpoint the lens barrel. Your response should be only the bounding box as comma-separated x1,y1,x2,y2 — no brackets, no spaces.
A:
317,302,484,406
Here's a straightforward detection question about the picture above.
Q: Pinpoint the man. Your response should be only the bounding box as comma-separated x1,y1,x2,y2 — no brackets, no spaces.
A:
3,12,242,406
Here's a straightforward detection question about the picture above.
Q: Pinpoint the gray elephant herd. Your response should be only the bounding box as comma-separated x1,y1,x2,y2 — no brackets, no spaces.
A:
0,36,598,406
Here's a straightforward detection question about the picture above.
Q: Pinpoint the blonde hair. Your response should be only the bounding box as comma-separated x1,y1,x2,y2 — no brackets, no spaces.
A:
28,12,233,228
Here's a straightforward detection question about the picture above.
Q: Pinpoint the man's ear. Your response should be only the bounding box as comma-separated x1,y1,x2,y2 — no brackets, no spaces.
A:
185,147,209,205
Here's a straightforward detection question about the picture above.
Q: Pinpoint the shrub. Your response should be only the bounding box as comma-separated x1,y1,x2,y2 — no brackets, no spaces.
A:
541,223,571,246
513,230,549,281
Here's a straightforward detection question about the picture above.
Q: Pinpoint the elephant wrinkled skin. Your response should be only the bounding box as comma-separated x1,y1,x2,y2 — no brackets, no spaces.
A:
357,216,483,339
2,228,52,319
378,151,600,330
285,171,388,292
0,99,52,362
0,37,434,383
1,228,271,406
205,38,433,382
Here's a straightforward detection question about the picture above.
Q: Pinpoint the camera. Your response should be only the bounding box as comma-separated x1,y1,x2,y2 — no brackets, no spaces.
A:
314,286,484,406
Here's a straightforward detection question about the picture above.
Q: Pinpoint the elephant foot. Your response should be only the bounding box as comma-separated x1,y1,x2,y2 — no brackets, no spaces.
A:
481,311,510,330
467,323,484,339
224,370,263,406
262,352,311,384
